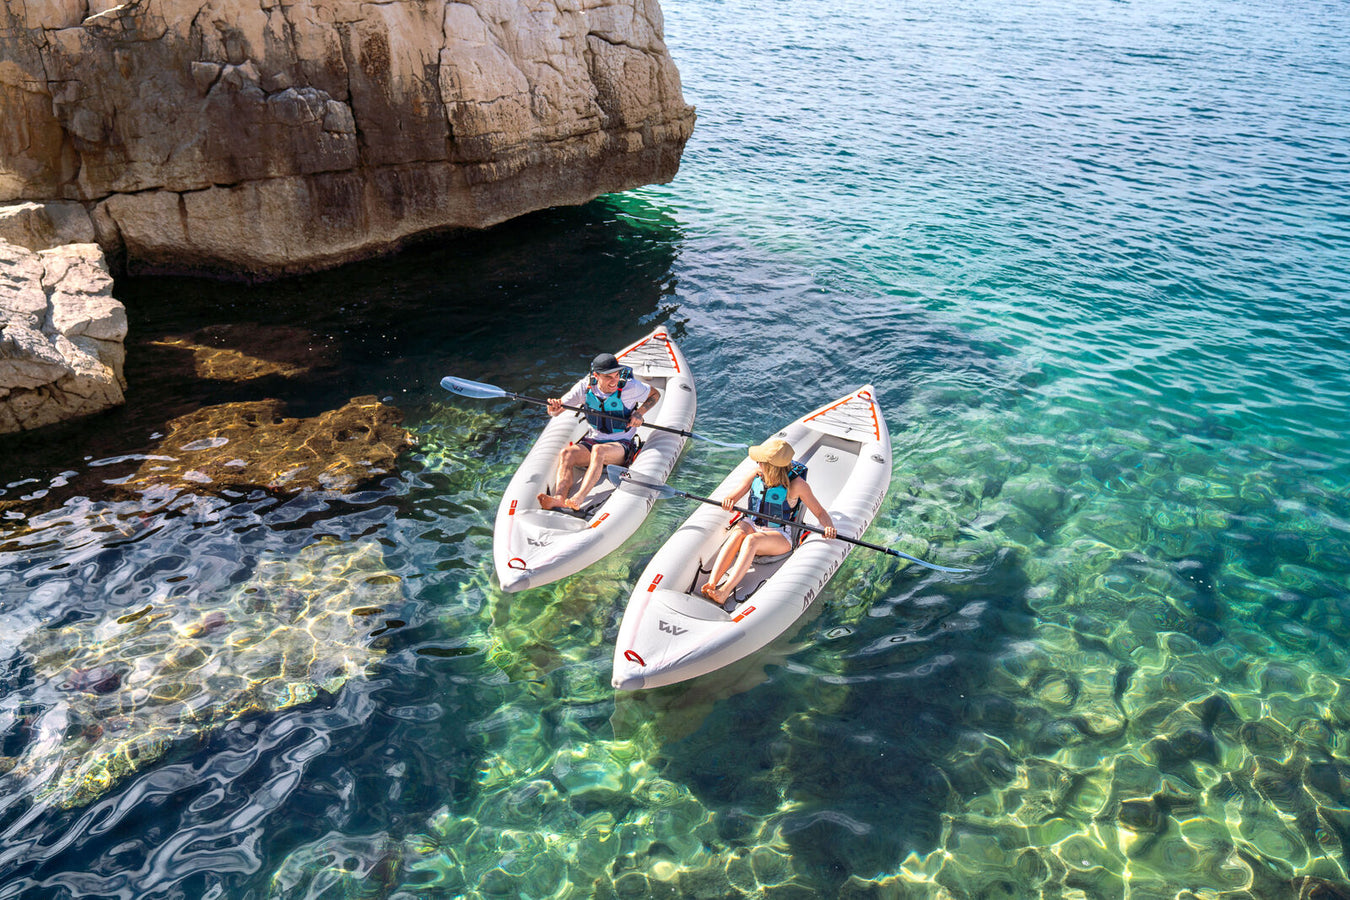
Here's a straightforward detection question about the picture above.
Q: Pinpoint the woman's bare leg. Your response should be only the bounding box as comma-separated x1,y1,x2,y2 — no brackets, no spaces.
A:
703,523,751,599
706,529,792,603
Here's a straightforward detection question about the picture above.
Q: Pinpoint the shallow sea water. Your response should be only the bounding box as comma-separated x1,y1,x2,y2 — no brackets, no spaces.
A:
3,0,1350,896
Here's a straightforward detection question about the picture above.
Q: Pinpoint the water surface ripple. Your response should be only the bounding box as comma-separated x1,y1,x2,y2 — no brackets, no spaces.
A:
2,0,1350,896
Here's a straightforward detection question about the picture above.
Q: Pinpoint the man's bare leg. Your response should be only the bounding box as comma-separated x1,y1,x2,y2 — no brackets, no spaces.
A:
538,443,591,510
565,441,626,509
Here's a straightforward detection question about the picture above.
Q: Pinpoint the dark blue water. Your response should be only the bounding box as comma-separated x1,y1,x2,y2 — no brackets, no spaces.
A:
2,0,1349,896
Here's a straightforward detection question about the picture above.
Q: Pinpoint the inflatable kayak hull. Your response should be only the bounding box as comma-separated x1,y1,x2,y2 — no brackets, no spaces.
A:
612,385,891,690
493,330,696,593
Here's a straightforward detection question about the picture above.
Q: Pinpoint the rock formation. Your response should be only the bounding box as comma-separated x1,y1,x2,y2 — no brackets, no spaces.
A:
0,238,127,432
5,536,397,809
0,0,696,278
123,394,414,494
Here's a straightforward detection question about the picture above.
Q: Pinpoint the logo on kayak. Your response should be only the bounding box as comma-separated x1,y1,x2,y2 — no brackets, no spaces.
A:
527,535,552,547
658,620,686,635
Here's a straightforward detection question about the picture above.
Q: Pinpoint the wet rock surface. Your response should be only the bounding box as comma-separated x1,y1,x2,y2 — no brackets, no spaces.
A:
0,239,126,433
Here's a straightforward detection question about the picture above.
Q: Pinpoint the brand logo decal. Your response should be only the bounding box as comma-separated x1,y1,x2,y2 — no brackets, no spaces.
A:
658,620,686,635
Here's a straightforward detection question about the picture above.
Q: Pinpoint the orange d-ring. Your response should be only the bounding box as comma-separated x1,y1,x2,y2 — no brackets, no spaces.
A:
624,650,646,666
508,557,527,570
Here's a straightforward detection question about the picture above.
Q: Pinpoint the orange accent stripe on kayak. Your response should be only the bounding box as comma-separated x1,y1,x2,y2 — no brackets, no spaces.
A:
732,605,756,622
804,387,881,440
589,513,610,529
654,332,680,372
509,500,518,516
618,332,681,373
647,574,664,592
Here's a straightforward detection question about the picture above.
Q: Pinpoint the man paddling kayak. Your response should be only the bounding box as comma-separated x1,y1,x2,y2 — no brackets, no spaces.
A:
537,352,661,512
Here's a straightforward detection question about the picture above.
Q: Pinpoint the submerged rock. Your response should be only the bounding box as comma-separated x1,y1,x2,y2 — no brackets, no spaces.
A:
59,665,122,694
0,239,126,432
1294,876,1350,900
124,394,414,494
148,323,336,382
3,537,396,808
0,0,696,279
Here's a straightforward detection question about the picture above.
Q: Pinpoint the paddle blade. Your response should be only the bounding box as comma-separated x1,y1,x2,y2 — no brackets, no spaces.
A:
691,433,750,451
604,466,682,499
440,376,510,400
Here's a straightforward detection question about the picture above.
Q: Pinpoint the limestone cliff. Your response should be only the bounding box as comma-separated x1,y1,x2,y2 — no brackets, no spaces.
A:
0,238,126,432
0,0,695,278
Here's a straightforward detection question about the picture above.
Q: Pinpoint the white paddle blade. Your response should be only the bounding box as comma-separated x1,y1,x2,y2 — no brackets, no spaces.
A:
604,466,681,499
440,376,509,400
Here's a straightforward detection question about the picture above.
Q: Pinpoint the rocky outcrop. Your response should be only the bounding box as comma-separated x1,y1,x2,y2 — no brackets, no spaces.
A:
0,0,695,279
0,201,97,250
122,395,414,493
0,239,126,433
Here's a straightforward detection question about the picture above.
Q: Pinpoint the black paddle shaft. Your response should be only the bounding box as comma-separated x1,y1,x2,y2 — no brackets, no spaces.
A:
507,390,704,441
613,468,971,573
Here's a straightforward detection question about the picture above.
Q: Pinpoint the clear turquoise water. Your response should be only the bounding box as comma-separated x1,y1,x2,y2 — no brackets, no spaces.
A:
3,0,1350,896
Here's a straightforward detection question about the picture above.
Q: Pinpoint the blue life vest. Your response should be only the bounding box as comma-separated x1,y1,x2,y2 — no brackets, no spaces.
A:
748,461,808,526
584,366,636,434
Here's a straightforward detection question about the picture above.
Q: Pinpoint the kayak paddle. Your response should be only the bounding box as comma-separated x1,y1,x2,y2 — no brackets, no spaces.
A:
440,375,747,450
605,466,971,574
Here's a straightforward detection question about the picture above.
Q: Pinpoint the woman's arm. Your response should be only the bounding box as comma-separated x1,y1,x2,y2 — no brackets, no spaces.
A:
720,470,757,511
793,481,838,540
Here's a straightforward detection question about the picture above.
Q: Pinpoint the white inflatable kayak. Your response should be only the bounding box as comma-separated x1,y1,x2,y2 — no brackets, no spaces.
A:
611,385,893,691
492,330,696,593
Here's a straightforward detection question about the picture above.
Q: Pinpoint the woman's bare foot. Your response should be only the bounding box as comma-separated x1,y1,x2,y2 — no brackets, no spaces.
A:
701,581,730,604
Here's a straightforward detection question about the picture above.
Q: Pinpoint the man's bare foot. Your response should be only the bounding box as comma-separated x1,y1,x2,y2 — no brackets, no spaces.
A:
564,496,583,510
538,493,563,510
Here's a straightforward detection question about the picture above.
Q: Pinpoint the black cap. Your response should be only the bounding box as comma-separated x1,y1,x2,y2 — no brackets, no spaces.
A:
591,352,622,374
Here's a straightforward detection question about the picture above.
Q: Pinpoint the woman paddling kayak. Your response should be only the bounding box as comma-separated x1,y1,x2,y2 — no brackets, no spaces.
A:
700,437,837,609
